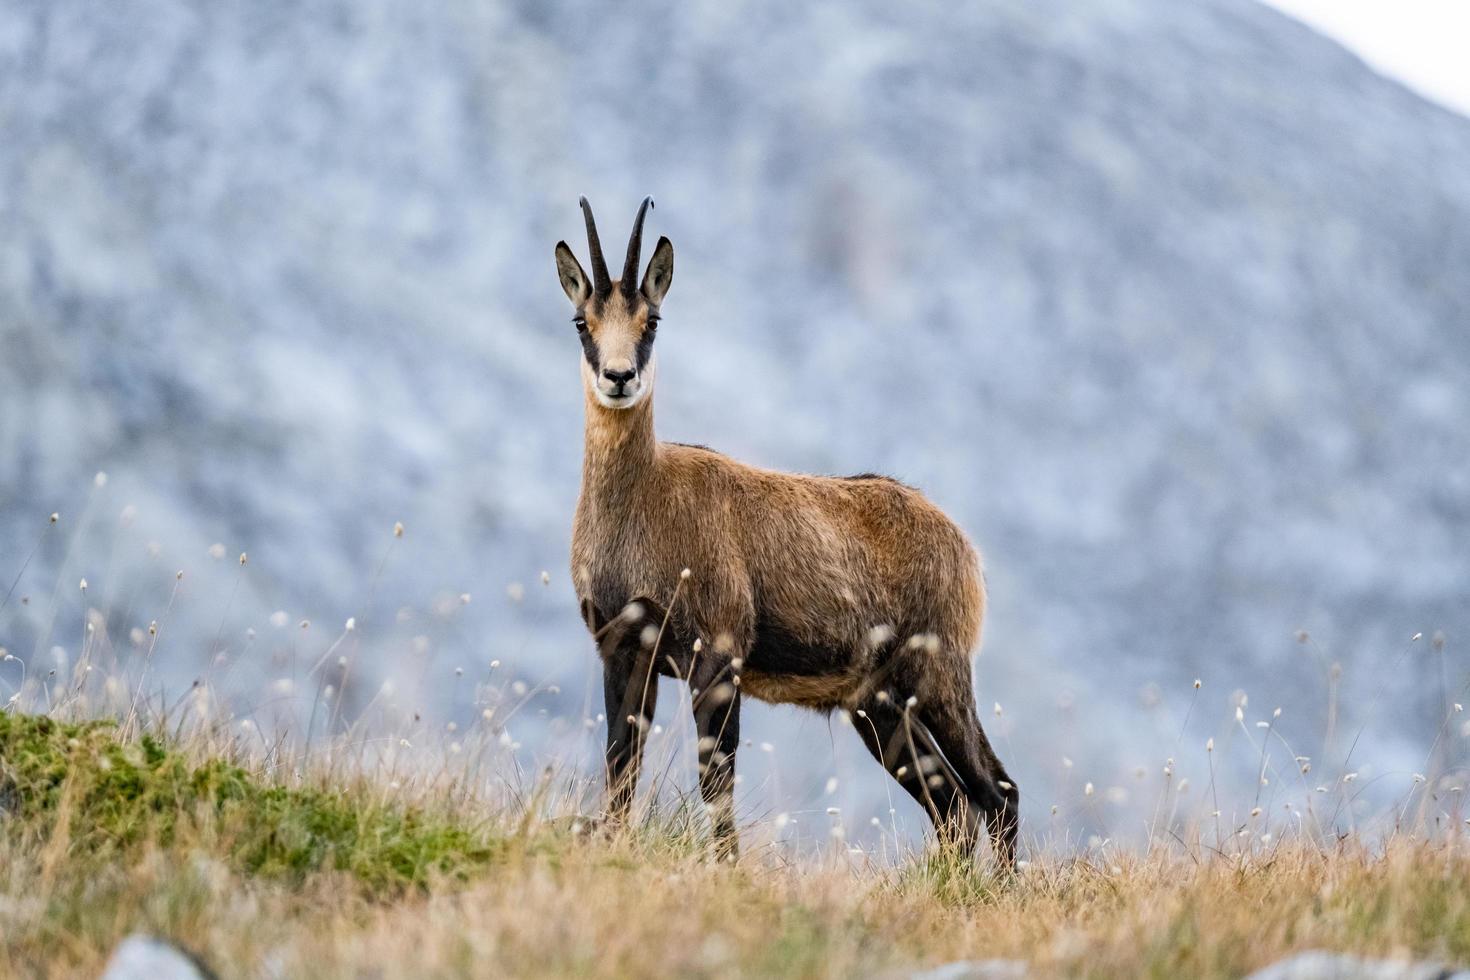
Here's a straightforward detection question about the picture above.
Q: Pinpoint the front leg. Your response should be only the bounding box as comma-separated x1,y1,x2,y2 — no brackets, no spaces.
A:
690,656,741,861
603,643,659,827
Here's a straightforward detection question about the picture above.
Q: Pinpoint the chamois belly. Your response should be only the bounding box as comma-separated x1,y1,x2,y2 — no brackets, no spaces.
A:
740,619,865,709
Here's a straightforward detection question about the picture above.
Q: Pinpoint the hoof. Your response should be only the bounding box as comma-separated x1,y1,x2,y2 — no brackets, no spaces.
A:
546,814,604,839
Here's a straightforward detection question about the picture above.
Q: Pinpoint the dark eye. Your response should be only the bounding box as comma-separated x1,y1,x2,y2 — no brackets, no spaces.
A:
646,315,660,332
573,316,587,333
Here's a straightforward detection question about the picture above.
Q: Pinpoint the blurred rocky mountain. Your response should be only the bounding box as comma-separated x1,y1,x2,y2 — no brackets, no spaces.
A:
1,0,1467,838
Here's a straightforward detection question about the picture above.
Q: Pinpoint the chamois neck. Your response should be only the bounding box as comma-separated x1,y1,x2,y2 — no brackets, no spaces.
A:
581,389,657,501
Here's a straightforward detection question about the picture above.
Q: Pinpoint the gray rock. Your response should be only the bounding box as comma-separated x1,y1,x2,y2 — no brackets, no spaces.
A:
101,935,216,980
1246,951,1470,980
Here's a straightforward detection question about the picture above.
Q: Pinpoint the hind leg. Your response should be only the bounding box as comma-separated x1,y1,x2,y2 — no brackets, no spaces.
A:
918,692,1019,865
851,691,981,851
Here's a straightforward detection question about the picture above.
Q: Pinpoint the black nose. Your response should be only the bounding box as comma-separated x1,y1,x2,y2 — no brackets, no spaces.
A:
602,367,635,386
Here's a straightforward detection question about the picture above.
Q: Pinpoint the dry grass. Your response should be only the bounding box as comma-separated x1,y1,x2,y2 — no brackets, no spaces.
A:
2,712,1469,979
3,509,1468,977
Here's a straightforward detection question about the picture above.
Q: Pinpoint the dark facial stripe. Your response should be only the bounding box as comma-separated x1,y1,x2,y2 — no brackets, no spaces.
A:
578,325,601,374
634,316,657,372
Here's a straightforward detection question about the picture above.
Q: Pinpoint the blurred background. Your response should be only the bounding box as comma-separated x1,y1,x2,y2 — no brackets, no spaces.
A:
2,0,1467,850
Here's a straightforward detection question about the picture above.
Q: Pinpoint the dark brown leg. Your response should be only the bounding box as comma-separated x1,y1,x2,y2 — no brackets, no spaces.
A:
919,697,1019,865
852,691,980,852
689,657,741,860
601,630,660,827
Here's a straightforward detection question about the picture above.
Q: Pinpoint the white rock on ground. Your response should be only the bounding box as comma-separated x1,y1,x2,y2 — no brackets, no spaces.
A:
910,959,1029,980
100,935,216,980
1245,951,1470,980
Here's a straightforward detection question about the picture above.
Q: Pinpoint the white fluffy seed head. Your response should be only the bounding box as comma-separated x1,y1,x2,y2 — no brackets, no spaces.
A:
394,522,405,538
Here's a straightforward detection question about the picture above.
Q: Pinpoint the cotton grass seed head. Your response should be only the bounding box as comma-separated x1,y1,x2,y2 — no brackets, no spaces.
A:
394,521,404,538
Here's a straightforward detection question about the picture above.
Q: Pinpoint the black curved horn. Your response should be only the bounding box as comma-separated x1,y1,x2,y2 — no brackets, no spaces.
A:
621,196,654,300
580,196,612,297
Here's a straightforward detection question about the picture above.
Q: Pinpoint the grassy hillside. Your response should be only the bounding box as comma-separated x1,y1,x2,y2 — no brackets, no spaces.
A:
2,712,1468,978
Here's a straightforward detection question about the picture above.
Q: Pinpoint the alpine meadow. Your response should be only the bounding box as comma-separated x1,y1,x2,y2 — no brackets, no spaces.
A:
2,0,1469,977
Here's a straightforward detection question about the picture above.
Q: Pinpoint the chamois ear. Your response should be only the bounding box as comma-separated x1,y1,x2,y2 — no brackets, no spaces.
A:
554,241,591,306
640,236,674,308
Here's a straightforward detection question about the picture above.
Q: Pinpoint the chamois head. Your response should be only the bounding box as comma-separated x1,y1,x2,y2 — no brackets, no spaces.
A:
554,196,674,410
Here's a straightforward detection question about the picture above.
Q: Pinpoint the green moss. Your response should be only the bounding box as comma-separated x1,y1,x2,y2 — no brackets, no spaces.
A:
0,712,503,893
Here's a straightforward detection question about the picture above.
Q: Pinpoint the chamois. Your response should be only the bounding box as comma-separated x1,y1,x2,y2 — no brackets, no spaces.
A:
554,197,1018,863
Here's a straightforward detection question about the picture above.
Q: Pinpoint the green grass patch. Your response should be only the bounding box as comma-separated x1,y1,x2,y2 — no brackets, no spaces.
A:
0,712,504,893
